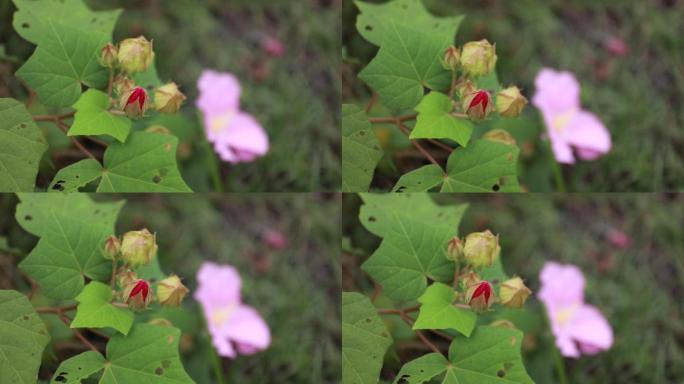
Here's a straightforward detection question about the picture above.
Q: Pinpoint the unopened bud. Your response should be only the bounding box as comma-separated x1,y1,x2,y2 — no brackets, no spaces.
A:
496,86,528,118
100,43,118,68
113,75,135,96
460,271,481,289
120,228,157,267
460,39,497,77
499,277,532,308
443,45,460,71
483,129,517,146
103,235,121,259
466,280,495,312
463,230,500,268
446,236,464,261
116,270,137,290
462,86,492,121
120,87,148,119
157,275,189,307
123,279,152,310
117,36,155,73
154,82,186,114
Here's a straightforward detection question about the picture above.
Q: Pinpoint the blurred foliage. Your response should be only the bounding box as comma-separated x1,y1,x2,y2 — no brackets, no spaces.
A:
0,193,341,383
1,0,341,192
343,0,684,191
343,193,684,383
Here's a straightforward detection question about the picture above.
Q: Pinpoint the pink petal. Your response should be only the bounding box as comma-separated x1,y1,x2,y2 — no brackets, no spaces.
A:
213,112,269,164
196,70,242,115
212,333,237,358
532,68,581,115
549,132,576,164
555,333,581,358
566,305,613,354
224,305,271,354
538,262,585,308
563,110,611,159
194,262,242,307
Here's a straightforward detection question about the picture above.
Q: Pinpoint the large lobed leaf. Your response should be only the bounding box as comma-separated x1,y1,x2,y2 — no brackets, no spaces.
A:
0,98,47,192
48,132,192,192
342,292,393,384
50,324,196,383
342,104,383,192
359,194,467,302
0,290,50,384
70,282,134,335
392,326,533,384
412,282,476,337
68,89,132,143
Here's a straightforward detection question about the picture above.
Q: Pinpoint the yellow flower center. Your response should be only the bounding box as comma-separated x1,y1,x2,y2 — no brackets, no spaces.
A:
210,304,237,327
209,111,236,134
555,302,579,326
551,110,575,134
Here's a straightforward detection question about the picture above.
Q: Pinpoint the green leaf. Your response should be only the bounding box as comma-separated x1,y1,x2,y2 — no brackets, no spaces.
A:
15,193,124,237
0,290,50,384
410,92,473,147
358,22,452,111
342,104,383,192
355,0,463,47
392,327,533,384
50,324,195,383
68,89,132,143
359,194,467,302
12,0,122,45
15,20,109,107
0,98,48,192
392,164,444,192
49,351,105,384
413,282,476,337
70,281,134,335
442,140,521,192
18,213,113,300
342,292,393,384
48,132,192,192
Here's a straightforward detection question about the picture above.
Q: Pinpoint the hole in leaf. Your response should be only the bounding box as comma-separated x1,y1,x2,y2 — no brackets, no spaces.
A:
22,315,29,320
358,131,366,136
365,25,373,31
396,186,406,193
54,372,68,382
19,123,26,128
24,215,32,221
52,181,66,191
368,216,376,222
22,22,30,29
365,318,372,323
153,175,162,184
497,369,506,377
155,367,163,375
492,184,500,192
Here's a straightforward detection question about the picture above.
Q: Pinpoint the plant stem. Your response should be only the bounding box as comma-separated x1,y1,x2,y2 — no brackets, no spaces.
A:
377,305,420,315
205,140,223,192
552,338,569,384
56,121,98,161
35,304,77,314
548,140,567,192
110,259,117,289
368,114,416,124
365,92,378,114
107,68,114,96
209,336,226,384
453,262,460,290
397,123,442,168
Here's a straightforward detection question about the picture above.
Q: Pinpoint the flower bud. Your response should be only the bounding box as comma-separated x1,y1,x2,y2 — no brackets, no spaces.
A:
113,75,135,96
117,36,155,73
123,279,152,310
499,277,532,308
496,86,528,118
460,271,481,288
157,275,189,307
462,86,492,121
120,229,157,267
154,82,186,114
100,43,118,68
446,236,464,261
466,280,494,312
460,39,497,77
120,87,148,119
463,230,500,268
483,129,517,146
103,235,121,259
116,270,137,290
443,45,460,71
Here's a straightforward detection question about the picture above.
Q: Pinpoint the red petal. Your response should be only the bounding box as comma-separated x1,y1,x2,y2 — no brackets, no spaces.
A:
130,280,149,300
468,91,489,111
471,282,491,303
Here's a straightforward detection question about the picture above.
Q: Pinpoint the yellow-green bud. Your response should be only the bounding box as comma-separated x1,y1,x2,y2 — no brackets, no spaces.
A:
460,39,497,77
116,270,137,290
154,82,186,114
446,236,464,261
460,271,481,289
100,43,118,68
120,229,157,267
443,45,460,71
113,75,135,96
499,277,532,308
463,230,500,268
156,275,189,307
496,86,528,118
117,36,155,73
103,235,121,259
483,129,517,146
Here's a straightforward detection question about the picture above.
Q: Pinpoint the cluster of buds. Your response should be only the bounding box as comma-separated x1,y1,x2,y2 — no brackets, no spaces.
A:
461,274,532,312
104,230,189,311
99,36,186,118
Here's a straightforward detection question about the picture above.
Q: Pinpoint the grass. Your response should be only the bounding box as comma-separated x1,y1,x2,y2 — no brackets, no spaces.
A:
0,193,341,383
1,0,340,192
342,0,684,191
343,193,684,383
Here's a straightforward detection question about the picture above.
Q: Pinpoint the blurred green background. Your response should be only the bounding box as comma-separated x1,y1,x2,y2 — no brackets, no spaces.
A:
0,193,341,383
342,0,684,192
1,0,341,192
343,193,684,383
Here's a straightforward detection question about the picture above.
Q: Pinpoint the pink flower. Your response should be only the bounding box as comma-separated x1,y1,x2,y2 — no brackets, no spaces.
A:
538,262,613,358
196,70,269,163
261,36,285,57
194,262,271,358
532,68,611,164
